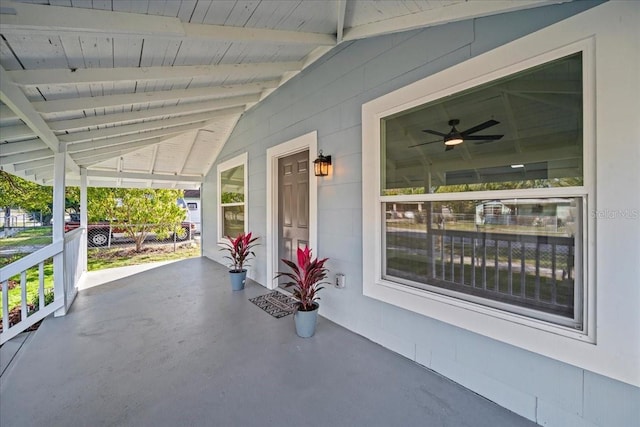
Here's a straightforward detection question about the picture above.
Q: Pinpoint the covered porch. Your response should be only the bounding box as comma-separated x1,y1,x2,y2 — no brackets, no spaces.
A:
0,256,534,426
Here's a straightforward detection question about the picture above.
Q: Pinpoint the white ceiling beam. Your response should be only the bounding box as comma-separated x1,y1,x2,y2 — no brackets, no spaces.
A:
86,170,202,183
48,95,258,132
75,151,144,167
0,138,46,156
23,165,54,177
13,157,54,171
0,104,17,121
1,123,35,141
59,107,244,144
0,2,335,46
75,146,161,167
1,148,53,165
66,122,205,153
0,64,78,173
9,62,303,87
0,65,60,153
70,138,166,162
33,80,279,114
183,22,334,46
342,1,567,41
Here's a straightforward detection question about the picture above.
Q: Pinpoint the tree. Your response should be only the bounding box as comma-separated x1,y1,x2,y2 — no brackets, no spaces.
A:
1,171,53,225
88,188,186,252
0,172,83,226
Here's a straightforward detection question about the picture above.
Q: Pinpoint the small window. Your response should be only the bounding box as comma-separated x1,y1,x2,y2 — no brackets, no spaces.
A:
217,153,248,240
187,203,198,211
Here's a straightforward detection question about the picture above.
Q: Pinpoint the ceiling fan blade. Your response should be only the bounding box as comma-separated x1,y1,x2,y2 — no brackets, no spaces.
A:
461,119,499,136
408,139,441,148
445,145,455,151
464,134,504,141
422,129,447,137
473,138,505,145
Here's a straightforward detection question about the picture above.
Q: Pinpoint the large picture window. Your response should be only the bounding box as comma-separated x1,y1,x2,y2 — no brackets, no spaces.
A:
217,153,248,240
364,46,591,336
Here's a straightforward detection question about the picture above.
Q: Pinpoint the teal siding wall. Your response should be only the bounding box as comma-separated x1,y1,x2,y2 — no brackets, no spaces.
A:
203,2,639,425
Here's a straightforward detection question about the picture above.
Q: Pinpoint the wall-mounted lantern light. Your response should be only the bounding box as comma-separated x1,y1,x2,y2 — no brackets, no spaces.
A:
313,150,332,177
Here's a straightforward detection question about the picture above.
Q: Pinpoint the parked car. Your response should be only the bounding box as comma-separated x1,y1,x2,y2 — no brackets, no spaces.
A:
64,218,196,247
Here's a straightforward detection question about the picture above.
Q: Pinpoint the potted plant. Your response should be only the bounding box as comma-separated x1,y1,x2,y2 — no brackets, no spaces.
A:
220,232,259,291
276,247,329,337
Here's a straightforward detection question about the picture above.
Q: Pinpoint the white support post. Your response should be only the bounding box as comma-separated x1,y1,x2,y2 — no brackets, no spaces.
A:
199,182,204,258
53,150,66,316
80,167,88,274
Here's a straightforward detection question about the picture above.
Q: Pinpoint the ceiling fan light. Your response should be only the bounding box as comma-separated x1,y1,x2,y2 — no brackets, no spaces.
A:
444,135,464,146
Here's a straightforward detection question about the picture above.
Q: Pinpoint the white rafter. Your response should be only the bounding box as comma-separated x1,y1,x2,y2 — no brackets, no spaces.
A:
0,139,47,156
1,148,53,165
1,123,34,141
66,122,208,154
8,62,303,87
0,104,17,123
33,80,279,114
0,2,335,46
0,66,58,153
0,65,78,173
12,157,54,171
59,107,245,145
70,138,166,162
48,95,258,132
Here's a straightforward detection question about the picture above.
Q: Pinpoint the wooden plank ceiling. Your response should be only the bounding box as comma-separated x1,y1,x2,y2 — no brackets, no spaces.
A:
0,0,561,189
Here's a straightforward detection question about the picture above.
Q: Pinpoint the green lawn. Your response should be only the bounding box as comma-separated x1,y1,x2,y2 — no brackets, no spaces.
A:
0,227,52,253
1,228,199,319
87,244,200,271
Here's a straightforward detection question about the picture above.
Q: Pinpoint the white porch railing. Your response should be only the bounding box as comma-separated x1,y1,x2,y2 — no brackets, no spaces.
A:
63,227,85,314
0,228,85,344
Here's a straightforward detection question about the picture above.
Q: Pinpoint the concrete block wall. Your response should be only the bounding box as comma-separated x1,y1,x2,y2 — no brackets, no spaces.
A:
203,2,640,426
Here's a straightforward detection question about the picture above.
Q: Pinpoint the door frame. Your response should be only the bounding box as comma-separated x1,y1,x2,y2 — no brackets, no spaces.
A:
266,131,318,290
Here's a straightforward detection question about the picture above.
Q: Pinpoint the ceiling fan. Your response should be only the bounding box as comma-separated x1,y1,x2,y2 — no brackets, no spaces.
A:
410,119,503,151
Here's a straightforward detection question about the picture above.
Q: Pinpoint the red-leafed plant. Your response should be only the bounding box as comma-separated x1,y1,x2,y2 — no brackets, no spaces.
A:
276,247,329,312
221,232,259,272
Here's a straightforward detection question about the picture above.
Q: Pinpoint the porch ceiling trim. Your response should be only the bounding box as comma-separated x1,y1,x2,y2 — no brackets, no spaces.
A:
343,0,569,42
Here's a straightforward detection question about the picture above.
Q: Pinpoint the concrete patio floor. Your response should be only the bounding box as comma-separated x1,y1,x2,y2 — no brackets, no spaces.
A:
1,257,537,427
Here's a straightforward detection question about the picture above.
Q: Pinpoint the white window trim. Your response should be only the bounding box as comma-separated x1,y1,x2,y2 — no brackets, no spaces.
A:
363,37,596,357
216,152,248,243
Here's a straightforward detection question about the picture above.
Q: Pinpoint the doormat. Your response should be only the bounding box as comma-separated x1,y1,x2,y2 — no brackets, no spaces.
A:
249,291,298,318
